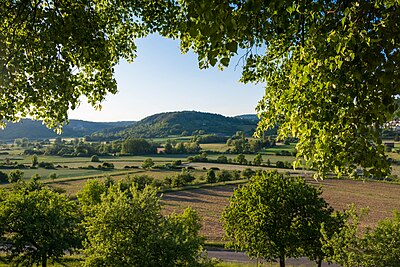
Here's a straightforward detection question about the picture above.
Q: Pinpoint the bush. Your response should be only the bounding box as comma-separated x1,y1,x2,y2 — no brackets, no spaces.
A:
100,162,114,169
48,172,58,180
141,158,155,169
8,170,24,183
91,155,100,162
0,171,8,183
241,168,255,180
276,161,285,168
38,161,55,169
206,169,216,183
217,170,232,182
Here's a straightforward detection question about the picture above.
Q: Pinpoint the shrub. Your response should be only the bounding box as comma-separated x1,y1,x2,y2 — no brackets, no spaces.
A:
48,172,58,180
241,168,255,180
91,155,100,162
217,170,232,182
206,169,216,183
8,170,24,183
276,161,285,168
0,171,8,183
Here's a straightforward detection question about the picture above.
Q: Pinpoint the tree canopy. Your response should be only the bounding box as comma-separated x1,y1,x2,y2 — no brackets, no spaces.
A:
221,171,336,266
2,0,399,176
0,182,82,267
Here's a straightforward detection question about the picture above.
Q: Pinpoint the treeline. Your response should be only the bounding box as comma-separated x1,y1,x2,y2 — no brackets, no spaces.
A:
226,131,276,154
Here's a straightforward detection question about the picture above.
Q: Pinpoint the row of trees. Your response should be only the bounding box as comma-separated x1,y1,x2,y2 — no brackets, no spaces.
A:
222,171,400,267
164,140,201,154
0,179,208,267
226,131,276,154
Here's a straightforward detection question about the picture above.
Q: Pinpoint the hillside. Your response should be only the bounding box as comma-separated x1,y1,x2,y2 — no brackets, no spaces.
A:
0,119,135,141
234,114,259,122
95,111,258,138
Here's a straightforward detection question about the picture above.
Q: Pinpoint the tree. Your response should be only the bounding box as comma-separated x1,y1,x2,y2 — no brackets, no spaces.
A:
321,206,368,267
32,154,38,166
241,168,255,180
90,155,100,162
234,154,247,165
121,137,156,155
0,182,82,267
217,170,232,182
322,208,400,267
222,171,334,267
0,171,8,183
142,158,155,169
253,153,263,166
206,169,216,183
8,170,24,183
80,184,205,267
361,210,400,267
170,0,400,178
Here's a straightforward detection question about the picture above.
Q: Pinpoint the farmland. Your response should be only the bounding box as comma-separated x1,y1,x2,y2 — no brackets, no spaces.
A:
2,136,400,267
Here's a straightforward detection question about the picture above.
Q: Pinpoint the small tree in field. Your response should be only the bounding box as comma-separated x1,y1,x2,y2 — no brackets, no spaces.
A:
222,171,334,267
141,158,155,169
90,155,100,162
206,169,216,184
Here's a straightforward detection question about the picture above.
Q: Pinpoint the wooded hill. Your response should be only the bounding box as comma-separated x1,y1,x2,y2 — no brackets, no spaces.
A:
0,111,261,141
0,119,135,141
91,111,259,139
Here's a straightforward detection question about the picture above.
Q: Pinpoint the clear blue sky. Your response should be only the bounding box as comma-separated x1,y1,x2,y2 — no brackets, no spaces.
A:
69,34,265,122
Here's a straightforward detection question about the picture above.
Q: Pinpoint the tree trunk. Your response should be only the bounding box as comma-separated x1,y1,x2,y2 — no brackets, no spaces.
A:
41,254,47,267
317,258,322,267
279,258,285,267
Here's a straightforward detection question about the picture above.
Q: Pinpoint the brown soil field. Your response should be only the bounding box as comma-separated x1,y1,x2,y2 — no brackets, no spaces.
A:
161,178,400,242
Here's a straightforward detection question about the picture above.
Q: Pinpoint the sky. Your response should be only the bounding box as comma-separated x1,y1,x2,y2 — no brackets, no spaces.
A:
68,34,265,122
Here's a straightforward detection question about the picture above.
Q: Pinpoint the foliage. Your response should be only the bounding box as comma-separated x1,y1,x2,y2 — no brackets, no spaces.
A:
322,207,400,267
119,175,155,191
0,171,8,183
121,137,157,155
0,182,82,267
192,134,228,144
77,180,107,216
206,169,216,183
116,111,256,138
361,210,400,267
81,184,205,267
240,168,255,180
322,206,367,267
0,0,153,129
276,161,285,168
32,154,38,166
8,170,24,183
48,172,58,180
222,171,334,267
170,0,399,177
234,154,247,165
253,153,263,166
142,158,155,169
165,140,201,154
217,170,232,182
90,155,100,163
